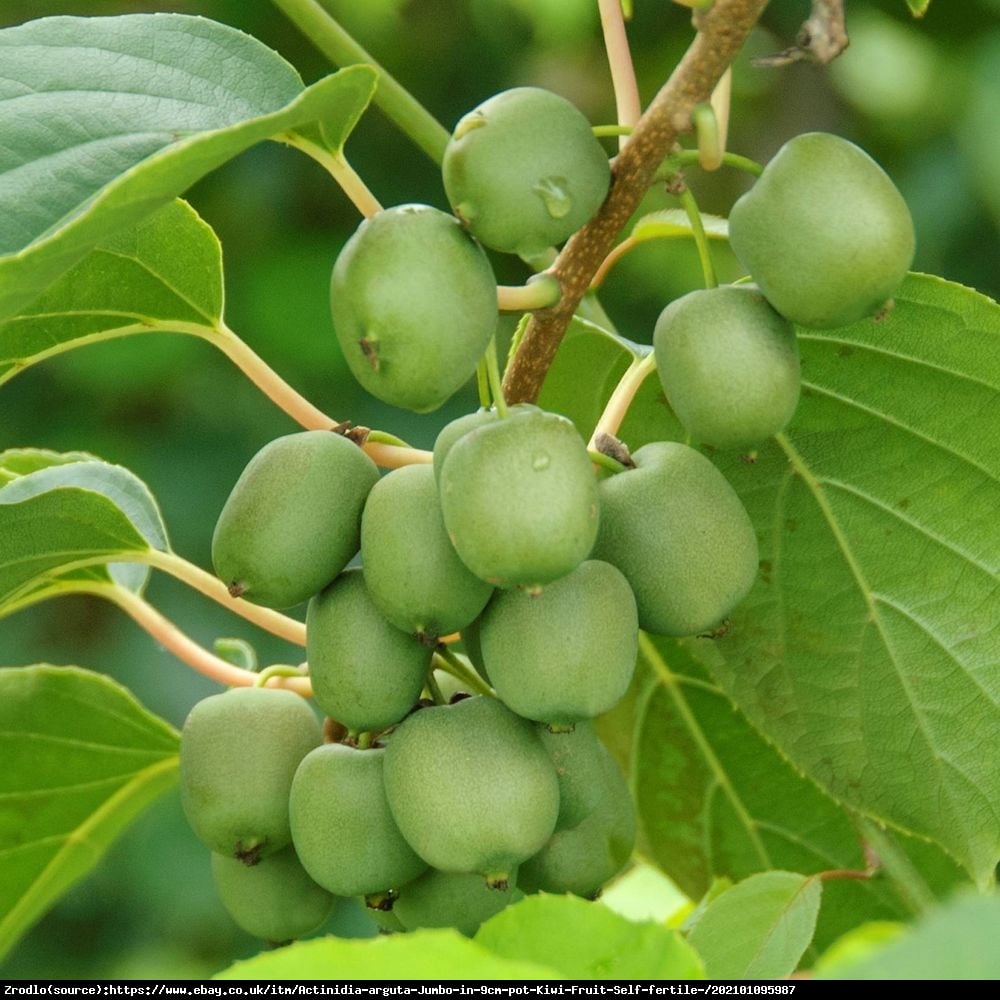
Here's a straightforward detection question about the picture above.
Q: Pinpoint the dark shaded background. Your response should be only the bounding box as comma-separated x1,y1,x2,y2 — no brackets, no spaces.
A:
1,0,997,978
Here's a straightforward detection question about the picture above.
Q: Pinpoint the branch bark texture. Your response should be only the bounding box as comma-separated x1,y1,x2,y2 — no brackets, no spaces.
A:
502,0,771,404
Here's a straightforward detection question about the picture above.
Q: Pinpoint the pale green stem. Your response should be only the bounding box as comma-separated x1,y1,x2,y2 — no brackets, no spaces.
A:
504,313,533,374
426,671,447,706
284,134,383,218
692,102,723,172
599,0,642,150
496,277,562,313
661,149,763,178
587,351,656,451
434,646,493,698
484,337,508,418
43,580,312,695
144,549,307,646
708,66,732,167
678,185,717,288
592,124,634,138
255,664,309,687
476,356,492,409
856,818,938,917
193,321,432,468
270,0,450,163
365,429,413,449
588,449,629,475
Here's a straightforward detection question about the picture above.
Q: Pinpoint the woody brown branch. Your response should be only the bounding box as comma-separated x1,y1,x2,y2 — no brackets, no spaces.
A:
502,0,772,404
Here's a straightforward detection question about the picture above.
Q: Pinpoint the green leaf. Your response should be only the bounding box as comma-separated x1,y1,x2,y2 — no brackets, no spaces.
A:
633,635,921,947
686,871,822,979
906,0,931,16
0,200,221,387
631,208,729,243
0,665,179,962
0,449,95,486
0,452,167,611
475,894,705,980
707,275,1000,884
538,316,645,437
819,893,1000,979
0,14,377,321
214,930,562,980
551,274,1000,883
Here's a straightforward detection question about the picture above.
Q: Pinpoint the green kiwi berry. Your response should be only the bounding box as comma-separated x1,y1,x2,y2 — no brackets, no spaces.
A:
439,408,599,589
211,431,378,609
290,743,427,897
478,560,637,727
307,568,433,734
361,464,493,640
383,696,559,886
653,285,800,449
593,442,758,636
180,687,321,862
394,869,523,937
443,87,610,256
330,204,498,413
211,846,333,942
432,405,540,485
519,728,634,897
728,132,915,329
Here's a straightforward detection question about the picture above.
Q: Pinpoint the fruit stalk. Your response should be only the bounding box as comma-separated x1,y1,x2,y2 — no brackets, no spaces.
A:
144,550,308,646
74,581,313,694
598,0,642,150
501,0,771,404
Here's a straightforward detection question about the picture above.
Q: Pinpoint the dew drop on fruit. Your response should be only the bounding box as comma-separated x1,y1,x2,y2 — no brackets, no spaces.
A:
532,451,551,471
533,177,572,220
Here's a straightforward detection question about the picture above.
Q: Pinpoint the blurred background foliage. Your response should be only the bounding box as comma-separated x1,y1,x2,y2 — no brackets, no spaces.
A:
1,0,997,979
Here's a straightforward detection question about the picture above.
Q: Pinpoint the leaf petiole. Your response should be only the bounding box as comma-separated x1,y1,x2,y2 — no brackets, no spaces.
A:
284,133,382,218
38,580,313,695
270,0,450,164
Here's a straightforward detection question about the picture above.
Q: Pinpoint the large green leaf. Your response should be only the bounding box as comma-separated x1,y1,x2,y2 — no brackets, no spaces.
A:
0,199,221,386
475,894,704,980
632,635,950,947
710,276,1000,884
819,893,1000,979
0,451,167,611
554,274,1000,883
0,14,376,321
214,930,562,980
686,871,822,979
0,665,179,961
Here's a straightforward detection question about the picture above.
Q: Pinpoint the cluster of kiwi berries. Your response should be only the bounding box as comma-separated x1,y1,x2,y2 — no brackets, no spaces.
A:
180,88,915,946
